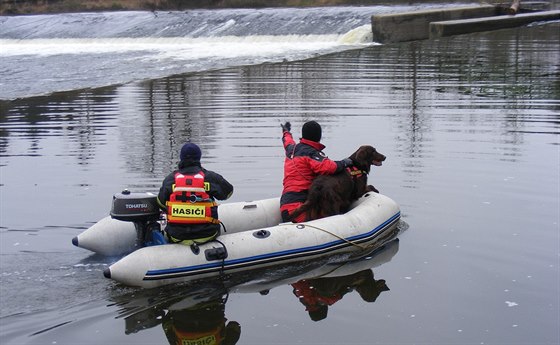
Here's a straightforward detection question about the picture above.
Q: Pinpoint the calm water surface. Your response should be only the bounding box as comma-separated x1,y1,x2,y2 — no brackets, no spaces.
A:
1,7,559,345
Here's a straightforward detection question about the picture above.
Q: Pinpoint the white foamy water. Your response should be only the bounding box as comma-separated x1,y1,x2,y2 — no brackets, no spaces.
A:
0,32,375,100
0,30,372,57
0,7,392,100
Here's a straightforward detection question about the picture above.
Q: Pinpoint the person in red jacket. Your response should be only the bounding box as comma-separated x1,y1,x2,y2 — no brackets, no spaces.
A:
280,121,352,223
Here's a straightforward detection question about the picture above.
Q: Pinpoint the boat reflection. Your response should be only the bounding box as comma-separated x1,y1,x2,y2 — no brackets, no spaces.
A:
111,238,400,344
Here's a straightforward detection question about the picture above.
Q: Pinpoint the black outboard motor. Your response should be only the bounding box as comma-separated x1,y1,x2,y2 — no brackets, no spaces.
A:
110,190,166,247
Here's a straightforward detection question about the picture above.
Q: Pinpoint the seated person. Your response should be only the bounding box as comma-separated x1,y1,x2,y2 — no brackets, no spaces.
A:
157,143,233,246
280,121,351,223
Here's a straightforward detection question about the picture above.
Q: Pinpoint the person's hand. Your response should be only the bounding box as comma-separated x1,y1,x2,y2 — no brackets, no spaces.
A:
341,158,353,167
281,121,291,133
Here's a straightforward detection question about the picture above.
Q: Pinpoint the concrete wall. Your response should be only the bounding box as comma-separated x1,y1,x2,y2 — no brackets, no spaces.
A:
371,5,498,43
430,10,560,38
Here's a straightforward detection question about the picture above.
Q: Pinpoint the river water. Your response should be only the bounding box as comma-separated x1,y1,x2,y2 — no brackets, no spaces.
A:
1,3,559,345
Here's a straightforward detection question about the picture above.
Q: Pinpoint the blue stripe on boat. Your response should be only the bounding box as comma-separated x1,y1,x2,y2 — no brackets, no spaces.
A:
143,211,400,280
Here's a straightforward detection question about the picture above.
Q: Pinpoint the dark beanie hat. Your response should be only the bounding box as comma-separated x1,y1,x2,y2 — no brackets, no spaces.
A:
180,142,202,161
302,121,322,142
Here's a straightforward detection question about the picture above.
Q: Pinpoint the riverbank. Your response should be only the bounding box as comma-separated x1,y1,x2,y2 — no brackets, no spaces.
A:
1,0,388,15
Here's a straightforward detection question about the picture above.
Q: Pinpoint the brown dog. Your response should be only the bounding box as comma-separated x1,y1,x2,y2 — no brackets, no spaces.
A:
291,145,385,221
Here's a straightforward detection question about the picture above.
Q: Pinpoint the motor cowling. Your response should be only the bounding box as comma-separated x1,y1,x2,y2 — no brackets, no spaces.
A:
110,190,160,222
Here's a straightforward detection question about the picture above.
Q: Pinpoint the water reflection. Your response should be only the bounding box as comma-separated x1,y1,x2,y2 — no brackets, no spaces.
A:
0,87,119,163
112,239,399,344
2,23,557,176
292,268,389,322
162,294,241,345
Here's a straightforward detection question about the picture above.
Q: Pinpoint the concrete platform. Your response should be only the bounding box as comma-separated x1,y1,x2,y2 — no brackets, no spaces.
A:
371,5,498,43
371,4,558,44
430,10,560,38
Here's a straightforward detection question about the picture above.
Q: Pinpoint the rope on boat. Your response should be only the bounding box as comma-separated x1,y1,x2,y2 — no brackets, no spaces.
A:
293,223,369,250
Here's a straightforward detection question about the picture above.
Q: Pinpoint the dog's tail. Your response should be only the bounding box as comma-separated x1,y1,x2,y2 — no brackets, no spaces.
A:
290,184,329,221
289,197,313,221
288,204,306,221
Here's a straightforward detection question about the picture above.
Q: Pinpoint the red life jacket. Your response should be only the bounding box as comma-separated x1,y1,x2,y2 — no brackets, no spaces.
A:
166,171,219,225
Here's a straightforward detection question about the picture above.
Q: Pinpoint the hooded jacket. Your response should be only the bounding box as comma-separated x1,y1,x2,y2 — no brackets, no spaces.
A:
280,131,345,208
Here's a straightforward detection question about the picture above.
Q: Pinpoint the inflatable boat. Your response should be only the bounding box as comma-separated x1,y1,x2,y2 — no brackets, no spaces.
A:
73,191,400,288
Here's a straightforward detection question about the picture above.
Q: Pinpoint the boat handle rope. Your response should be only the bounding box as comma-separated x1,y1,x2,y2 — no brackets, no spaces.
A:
213,239,228,280
293,223,369,250
220,220,227,233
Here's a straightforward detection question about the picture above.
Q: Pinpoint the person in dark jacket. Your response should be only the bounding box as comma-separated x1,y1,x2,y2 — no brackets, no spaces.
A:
157,142,233,245
280,121,352,222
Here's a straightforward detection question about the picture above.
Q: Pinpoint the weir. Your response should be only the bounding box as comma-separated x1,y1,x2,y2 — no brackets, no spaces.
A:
371,2,560,43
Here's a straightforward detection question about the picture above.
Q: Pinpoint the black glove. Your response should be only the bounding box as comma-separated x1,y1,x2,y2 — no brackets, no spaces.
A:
341,158,353,167
281,121,291,133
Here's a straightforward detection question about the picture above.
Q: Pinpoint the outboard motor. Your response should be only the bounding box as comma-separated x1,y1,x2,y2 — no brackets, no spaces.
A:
110,190,166,247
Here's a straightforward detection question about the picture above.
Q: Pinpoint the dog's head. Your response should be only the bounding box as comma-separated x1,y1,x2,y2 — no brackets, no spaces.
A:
350,145,386,173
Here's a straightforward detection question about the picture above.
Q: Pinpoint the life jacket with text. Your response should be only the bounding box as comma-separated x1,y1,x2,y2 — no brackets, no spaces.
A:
171,324,225,345
166,171,219,225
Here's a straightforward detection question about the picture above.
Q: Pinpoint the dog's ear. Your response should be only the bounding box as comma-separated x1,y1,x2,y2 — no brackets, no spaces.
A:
353,146,374,173
353,146,368,166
